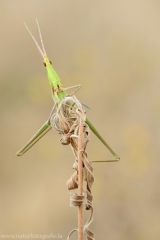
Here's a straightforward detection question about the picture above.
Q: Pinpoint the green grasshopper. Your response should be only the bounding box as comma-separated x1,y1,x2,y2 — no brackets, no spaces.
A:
16,20,120,162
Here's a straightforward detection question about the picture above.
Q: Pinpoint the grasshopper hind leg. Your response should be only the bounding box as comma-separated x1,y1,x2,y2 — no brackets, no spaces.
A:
16,103,56,156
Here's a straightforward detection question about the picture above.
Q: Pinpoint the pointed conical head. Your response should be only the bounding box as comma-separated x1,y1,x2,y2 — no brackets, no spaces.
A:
24,20,62,90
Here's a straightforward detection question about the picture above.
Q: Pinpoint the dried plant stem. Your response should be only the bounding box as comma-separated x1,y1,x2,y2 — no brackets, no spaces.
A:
52,95,94,240
78,119,83,240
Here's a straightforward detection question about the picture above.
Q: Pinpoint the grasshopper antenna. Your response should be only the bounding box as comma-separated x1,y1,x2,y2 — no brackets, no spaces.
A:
36,18,47,55
24,22,43,57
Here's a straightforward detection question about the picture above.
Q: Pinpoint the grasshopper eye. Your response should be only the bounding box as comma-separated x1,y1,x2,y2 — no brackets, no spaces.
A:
49,60,52,65
43,61,46,67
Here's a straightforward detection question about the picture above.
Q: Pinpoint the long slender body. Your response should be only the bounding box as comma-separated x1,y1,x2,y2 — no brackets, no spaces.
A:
17,21,120,162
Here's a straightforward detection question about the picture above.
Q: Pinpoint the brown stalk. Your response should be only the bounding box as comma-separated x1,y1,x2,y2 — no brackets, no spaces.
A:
78,118,83,240
52,95,94,240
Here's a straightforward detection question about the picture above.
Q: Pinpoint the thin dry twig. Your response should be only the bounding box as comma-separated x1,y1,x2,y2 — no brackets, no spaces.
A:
51,94,95,240
78,118,83,240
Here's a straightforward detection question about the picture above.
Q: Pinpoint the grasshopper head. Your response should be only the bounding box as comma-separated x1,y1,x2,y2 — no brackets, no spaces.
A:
24,20,62,90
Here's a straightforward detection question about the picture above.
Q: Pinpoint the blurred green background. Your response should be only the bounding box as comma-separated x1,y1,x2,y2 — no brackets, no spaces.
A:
0,1,160,239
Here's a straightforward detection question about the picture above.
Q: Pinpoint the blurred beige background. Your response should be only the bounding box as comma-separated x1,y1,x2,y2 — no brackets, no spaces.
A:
0,0,160,239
